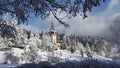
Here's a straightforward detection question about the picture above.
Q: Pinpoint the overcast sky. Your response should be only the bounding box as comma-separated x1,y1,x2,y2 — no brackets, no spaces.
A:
21,0,120,38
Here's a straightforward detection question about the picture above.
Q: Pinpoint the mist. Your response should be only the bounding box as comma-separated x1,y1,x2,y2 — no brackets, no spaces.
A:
21,0,120,39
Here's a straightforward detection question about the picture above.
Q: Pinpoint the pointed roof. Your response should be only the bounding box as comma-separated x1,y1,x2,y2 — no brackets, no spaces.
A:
50,17,55,31
51,22,55,30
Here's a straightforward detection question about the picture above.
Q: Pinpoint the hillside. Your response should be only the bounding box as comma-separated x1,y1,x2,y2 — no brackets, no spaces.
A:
0,18,120,65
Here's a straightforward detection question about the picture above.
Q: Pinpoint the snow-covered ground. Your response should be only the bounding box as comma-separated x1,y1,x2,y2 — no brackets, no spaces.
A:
0,48,115,64
2,47,120,68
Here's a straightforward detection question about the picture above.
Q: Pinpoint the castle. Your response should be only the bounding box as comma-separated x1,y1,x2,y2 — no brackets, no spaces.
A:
49,22,57,45
49,20,67,50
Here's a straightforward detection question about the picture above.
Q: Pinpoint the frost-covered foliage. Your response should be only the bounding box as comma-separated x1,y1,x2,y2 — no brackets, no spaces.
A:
0,19,57,64
58,34,120,60
0,18,120,64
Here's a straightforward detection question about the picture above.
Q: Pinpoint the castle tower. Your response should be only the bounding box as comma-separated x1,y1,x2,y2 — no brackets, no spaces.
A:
49,19,57,44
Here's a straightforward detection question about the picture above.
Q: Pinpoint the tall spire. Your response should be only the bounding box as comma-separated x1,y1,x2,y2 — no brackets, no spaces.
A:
50,17,55,30
51,22,55,30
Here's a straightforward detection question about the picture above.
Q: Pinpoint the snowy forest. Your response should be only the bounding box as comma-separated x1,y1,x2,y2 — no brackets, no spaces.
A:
0,0,120,68
0,14,120,68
